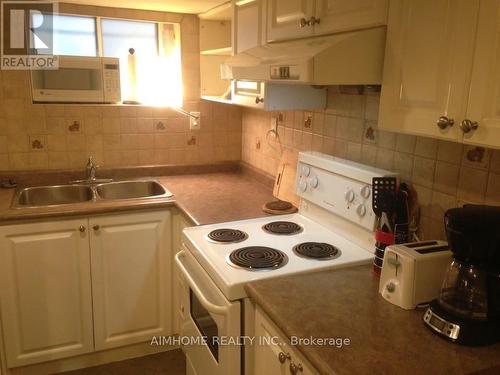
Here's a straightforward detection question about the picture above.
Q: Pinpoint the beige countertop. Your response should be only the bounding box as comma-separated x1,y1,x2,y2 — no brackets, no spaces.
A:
245,265,500,375
0,172,275,225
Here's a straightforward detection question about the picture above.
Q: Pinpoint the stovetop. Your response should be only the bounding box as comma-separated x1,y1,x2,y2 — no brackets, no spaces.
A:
182,213,374,301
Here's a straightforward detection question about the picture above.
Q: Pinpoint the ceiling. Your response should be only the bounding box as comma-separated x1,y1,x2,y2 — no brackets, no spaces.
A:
61,0,228,14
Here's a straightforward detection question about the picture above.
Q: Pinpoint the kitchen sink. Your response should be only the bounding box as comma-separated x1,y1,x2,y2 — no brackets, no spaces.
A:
95,180,171,200
14,185,94,207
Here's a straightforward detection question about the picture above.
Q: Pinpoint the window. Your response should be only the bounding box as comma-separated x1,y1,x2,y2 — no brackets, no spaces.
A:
33,14,97,57
33,13,182,107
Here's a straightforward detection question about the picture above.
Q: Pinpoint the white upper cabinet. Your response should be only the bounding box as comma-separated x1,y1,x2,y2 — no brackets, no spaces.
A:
234,0,265,53
90,211,172,350
267,0,387,42
267,0,315,42
0,219,94,367
314,0,388,35
464,0,500,148
378,0,479,142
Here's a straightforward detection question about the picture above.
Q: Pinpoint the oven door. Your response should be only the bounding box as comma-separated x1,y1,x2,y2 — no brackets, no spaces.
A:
175,250,241,375
31,56,105,103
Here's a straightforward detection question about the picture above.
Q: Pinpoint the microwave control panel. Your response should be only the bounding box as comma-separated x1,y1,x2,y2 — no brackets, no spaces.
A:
103,58,121,103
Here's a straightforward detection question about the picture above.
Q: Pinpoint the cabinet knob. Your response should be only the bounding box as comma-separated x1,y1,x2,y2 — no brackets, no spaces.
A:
278,351,290,364
93,225,100,231
460,119,479,133
290,362,303,374
436,116,454,130
299,17,310,28
309,16,320,25
79,225,86,233
255,96,264,104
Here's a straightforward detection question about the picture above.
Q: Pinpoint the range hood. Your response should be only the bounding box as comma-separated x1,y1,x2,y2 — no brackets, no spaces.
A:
221,27,386,85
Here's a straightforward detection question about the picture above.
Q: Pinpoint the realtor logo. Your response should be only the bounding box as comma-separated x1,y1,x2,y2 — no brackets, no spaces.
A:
1,1,58,69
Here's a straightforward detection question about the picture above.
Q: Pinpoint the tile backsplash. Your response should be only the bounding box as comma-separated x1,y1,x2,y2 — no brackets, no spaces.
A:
241,87,500,240
0,3,242,171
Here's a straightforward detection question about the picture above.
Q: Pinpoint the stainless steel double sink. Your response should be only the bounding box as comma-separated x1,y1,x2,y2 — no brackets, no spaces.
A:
12,180,172,208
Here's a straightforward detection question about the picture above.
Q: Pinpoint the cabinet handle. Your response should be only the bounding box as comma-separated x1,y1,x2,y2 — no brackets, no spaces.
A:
290,362,303,374
278,351,290,364
255,96,264,104
93,225,100,231
460,119,479,133
79,225,86,233
309,16,320,25
436,116,454,130
299,17,310,28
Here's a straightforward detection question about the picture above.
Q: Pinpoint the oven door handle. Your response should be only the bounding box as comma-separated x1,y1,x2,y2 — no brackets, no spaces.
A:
175,251,230,315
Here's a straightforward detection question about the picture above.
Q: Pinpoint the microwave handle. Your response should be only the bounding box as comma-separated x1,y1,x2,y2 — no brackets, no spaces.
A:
175,251,230,315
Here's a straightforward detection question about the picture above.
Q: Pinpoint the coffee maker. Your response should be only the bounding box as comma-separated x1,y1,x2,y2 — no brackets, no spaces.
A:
423,205,500,346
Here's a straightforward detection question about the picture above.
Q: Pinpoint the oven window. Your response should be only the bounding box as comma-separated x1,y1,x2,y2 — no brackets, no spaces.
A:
190,290,219,361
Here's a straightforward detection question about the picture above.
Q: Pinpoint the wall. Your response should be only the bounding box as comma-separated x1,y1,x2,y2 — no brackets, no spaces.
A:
241,87,500,240
0,3,241,171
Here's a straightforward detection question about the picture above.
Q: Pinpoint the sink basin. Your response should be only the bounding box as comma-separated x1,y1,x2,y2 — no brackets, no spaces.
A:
14,185,94,207
95,180,171,200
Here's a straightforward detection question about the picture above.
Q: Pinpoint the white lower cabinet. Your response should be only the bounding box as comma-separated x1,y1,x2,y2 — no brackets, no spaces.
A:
90,211,172,350
253,307,319,375
0,210,172,368
0,219,94,367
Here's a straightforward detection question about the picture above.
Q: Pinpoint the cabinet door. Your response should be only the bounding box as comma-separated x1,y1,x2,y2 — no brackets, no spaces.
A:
267,0,314,42
0,219,93,367
464,0,500,148
234,0,264,53
314,0,388,35
90,210,172,350
378,0,479,141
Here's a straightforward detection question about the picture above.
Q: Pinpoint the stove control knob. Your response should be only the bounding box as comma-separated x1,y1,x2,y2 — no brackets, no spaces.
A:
356,204,366,217
309,176,318,189
302,165,311,177
345,189,355,203
299,179,308,192
360,185,371,199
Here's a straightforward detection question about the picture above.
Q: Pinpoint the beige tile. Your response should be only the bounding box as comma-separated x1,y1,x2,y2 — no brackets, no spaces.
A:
362,122,377,144
361,144,377,166
364,94,380,121
461,145,491,170
457,166,488,202
121,134,140,150
29,135,47,151
137,118,154,133
0,154,9,171
312,112,324,135
120,118,137,133
413,184,433,218
120,150,139,166
433,161,459,195
67,134,86,151
395,134,416,153
375,149,394,170
84,117,103,134
47,135,67,151
491,150,500,173
0,136,7,152
333,139,348,158
437,140,463,164
103,151,122,167
378,131,396,150
414,137,438,159
46,117,66,135
9,153,29,170
102,118,121,134
138,150,155,165
102,135,121,151
485,172,500,205
336,117,364,142
322,137,335,155
86,135,103,151
7,135,28,152
346,142,362,162
48,152,69,169
393,152,413,181
29,152,48,169
430,191,457,221
412,157,435,188
323,114,336,137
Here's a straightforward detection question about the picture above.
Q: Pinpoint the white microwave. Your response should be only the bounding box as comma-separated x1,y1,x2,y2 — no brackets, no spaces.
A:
31,56,121,103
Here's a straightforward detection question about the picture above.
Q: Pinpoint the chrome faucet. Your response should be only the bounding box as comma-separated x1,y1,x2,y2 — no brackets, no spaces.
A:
86,157,98,181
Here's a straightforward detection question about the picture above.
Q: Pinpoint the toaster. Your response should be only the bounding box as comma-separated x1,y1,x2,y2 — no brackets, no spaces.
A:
379,241,452,310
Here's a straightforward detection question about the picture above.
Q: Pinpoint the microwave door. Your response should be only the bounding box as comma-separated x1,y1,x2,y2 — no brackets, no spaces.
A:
31,57,104,103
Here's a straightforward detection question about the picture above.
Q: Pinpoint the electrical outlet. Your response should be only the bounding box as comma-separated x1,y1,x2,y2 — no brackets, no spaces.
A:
190,112,201,130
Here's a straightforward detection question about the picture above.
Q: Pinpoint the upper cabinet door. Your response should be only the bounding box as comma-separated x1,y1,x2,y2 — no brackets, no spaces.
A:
267,0,314,42
0,219,94,367
378,0,479,141
90,210,172,350
464,0,500,149
234,0,265,53
314,0,388,35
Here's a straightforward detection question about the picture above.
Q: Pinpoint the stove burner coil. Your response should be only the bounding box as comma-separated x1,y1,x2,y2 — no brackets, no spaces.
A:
262,221,303,235
207,229,248,243
227,246,288,270
293,242,340,260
